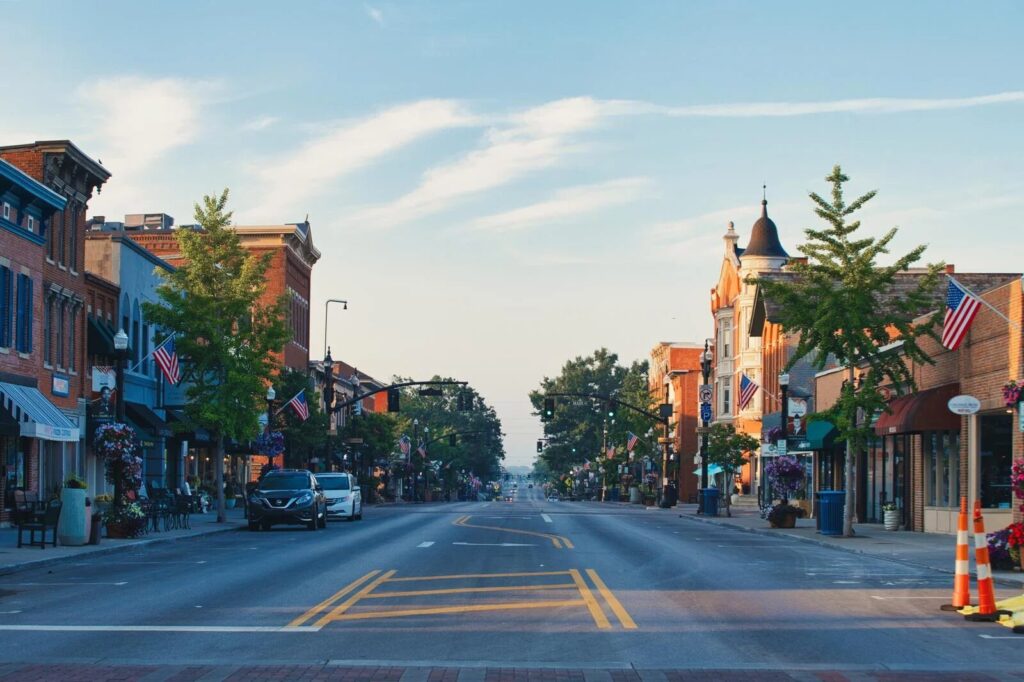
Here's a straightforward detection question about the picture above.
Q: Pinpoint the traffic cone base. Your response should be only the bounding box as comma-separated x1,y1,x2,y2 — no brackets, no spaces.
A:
962,500,1001,623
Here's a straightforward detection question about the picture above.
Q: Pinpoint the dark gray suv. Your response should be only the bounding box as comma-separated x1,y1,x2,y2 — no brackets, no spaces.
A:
248,469,327,531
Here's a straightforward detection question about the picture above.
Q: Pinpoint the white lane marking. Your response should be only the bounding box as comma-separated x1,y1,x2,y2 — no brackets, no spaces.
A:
832,580,861,584
75,561,206,566
6,582,127,586
979,634,1021,639
452,542,535,547
0,624,320,633
541,514,552,523
479,503,491,509
870,595,947,600
417,541,435,548
0,610,22,614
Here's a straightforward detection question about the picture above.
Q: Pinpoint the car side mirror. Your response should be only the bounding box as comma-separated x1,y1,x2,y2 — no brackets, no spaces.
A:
315,485,323,493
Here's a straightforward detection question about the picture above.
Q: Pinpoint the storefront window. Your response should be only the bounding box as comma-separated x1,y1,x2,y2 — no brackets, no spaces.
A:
979,414,1012,509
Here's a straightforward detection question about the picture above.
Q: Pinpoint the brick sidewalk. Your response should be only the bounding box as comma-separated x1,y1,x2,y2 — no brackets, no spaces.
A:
0,665,1021,682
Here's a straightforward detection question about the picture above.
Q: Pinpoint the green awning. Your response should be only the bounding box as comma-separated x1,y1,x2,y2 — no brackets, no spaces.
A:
87,315,117,356
787,421,838,451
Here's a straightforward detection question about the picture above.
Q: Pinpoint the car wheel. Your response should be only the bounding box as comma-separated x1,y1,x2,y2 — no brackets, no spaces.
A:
355,504,362,521
318,509,327,528
261,520,272,531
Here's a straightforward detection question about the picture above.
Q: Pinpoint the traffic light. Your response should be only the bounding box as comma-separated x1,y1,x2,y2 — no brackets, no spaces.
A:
536,440,543,453
449,434,457,447
605,401,616,419
387,388,400,412
543,398,555,420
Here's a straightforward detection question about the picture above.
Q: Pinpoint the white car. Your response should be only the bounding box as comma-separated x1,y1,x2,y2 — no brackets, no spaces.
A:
318,472,362,521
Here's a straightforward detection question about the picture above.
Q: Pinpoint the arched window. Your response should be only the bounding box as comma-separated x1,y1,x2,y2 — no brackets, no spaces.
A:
131,299,141,369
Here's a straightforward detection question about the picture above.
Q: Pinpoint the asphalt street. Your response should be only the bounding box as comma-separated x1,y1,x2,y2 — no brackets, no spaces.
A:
0,486,1021,675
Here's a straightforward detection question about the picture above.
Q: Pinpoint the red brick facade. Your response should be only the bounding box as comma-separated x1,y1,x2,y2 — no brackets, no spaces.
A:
650,343,705,503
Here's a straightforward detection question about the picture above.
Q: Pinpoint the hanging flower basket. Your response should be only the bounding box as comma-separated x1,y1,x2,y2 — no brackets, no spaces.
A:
765,426,785,445
764,455,805,499
255,431,285,457
1003,380,1022,407
94,422,142,494
1011,460,1024,512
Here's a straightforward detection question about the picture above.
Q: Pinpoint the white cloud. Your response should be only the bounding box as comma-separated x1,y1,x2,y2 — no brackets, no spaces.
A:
365,4,384,26
354,97,604,228
601,91,1024,118
242,115,279,132
244,99,476,221
470,177,651,232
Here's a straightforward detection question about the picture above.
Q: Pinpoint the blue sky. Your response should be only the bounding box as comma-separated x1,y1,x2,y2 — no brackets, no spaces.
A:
4,1,1023,465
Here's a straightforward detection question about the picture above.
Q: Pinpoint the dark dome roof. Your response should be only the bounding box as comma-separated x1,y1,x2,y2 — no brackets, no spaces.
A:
743,199,789,259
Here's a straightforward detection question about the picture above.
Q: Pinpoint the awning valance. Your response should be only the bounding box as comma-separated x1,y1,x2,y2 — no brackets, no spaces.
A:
787,421,838,451
0,382,79,441
166,409,212,443
875,383,961,436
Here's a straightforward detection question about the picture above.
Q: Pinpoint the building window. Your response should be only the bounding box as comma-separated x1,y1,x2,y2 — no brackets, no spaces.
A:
0,267,11,348
15,275,33,353
925,431,959,508
2,203,9,221
68,307,77,372
44,297,53,363
68,203,77,270
979,414,1012,509
720,319,731,358
722,381,731,416
27,216,35,233
56,299,65,366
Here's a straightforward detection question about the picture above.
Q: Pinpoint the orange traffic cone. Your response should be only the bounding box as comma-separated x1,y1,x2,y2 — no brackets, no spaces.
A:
965,500,1009,622
941,496,971,612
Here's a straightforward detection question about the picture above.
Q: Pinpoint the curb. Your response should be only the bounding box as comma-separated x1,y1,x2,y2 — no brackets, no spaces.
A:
677,512,1024,590
0,523,244,577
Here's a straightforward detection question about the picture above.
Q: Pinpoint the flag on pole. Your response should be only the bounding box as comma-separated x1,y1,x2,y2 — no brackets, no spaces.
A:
284,389,310,421
942,278,982,350
606,445,615,460
152,335,181,385
626,432,639,451
417,442,427,458
399,435,411,456
738,373,759,409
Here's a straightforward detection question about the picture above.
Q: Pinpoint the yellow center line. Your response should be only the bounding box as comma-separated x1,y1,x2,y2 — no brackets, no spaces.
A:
454,516,573,550
364,583,578,598
287,570,381,628
569,568,610,629
332,599,586,621
386,570,572,583
585,569,638,630
315,570,396,627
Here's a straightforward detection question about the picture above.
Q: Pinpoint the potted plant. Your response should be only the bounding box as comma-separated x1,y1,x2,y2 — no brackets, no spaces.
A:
224,480,238,509
56,475,89,546
767,500,804,528
103,501,147,538
882,501,899,530
1002,380,1022,408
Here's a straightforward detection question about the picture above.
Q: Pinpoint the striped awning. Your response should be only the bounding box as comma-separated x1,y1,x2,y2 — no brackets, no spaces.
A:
0,382,79,442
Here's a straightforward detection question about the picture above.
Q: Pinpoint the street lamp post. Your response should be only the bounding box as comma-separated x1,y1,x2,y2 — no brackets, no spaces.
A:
777,372,790,508
265,386,276,473
323,348,334,473
114,328,129,424
410,418,418,502
698,340,713,514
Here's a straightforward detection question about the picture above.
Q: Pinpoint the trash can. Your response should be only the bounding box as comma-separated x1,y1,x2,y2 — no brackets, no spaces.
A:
818,490,845,536
702,488,720,517
89,513,102,545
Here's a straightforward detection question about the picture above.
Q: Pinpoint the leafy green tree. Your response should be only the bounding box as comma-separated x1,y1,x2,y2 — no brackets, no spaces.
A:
336,411,398,499
144,189,289,522
756,166,941,536
273,368,328,468
706,423,759,517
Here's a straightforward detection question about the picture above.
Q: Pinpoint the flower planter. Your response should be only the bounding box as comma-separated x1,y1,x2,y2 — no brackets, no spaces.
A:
770,511,797,529
57,488,88,546
883,509,899,531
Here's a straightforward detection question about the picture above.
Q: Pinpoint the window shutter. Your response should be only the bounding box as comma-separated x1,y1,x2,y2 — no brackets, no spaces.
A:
15,275,24,352
0,268,9,348
26,277,33,352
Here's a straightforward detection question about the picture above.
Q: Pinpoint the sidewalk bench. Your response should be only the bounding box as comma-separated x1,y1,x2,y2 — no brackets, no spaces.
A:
17,498,62,549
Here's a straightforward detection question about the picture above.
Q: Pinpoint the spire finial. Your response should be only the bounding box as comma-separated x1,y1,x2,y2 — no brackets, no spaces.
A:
762,184,767,202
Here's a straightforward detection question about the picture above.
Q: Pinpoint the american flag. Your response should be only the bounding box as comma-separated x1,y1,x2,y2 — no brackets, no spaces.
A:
626,432,639,451
152,335,180,385
606,445,615,460
739,373,759,410
399,435,411,456
417,442,427,458
942,278,982,351
284,390,310,421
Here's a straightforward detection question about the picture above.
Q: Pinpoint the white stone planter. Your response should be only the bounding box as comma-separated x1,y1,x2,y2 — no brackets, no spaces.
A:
883,509,899,531
57,488,88,545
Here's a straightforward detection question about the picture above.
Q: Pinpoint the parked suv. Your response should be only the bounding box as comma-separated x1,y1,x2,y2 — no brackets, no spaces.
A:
248,469,326,531
318,472,362,521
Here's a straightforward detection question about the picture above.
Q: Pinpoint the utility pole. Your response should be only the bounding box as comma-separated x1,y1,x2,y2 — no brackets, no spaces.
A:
698,340,713,514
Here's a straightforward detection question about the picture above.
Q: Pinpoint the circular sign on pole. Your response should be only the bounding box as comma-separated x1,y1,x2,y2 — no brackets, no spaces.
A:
699,385,713,404
947,395,981,415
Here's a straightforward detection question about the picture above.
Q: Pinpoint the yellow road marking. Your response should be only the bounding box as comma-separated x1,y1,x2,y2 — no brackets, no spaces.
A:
364,583,577,598
287,570,381,627
387,570,572,582
585,569,637,630
569,569,610,629
454,516,573,550
315,570,396,627
331,599,586,621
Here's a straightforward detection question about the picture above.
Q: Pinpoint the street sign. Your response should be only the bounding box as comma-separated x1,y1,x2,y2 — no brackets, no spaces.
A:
948,395,980,415
700,403,712,422
698,384,713,404
777,440,787,457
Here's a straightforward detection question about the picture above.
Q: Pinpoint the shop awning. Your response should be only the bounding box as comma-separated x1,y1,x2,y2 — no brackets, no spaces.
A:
126,402,172,437
693,464,724,477
87,315,117,356
166,409,212,443
0,382,79,442
874,383,961,436
787,421,838,451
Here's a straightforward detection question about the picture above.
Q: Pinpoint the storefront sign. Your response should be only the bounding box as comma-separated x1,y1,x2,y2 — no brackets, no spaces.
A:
947,394,981,415
51,374,69,397
92,367,116,392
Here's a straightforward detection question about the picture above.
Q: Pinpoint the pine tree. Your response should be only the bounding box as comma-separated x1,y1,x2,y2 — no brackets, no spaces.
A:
756,166,942,536
143,189,289,522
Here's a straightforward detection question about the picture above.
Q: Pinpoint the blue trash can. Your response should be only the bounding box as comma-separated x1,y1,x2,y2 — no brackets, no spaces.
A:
818,490,845,536
702,488,720,517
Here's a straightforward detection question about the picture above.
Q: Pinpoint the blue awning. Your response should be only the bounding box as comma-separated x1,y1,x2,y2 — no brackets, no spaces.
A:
0,382,79,442
693,464,724,477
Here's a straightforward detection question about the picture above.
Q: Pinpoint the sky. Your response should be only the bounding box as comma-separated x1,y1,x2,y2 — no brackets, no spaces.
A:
3,1,1023,466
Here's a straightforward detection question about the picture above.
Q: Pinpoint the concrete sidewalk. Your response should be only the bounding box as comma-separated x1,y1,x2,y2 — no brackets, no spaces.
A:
671,502,1024,587
0,507,246,576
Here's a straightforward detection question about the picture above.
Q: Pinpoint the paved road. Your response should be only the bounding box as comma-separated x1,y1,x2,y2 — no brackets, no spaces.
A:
0,486,1021,679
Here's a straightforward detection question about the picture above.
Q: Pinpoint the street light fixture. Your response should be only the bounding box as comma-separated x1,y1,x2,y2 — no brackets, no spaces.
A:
113,328,129,423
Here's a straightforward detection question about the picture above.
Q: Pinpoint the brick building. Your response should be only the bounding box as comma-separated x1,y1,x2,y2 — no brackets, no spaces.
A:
649,342,704,503
128,219,321,371
0,141,109,498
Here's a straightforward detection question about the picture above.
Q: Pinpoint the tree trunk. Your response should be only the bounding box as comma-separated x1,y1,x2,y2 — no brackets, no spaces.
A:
215,432,226,523
843,365,856,537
